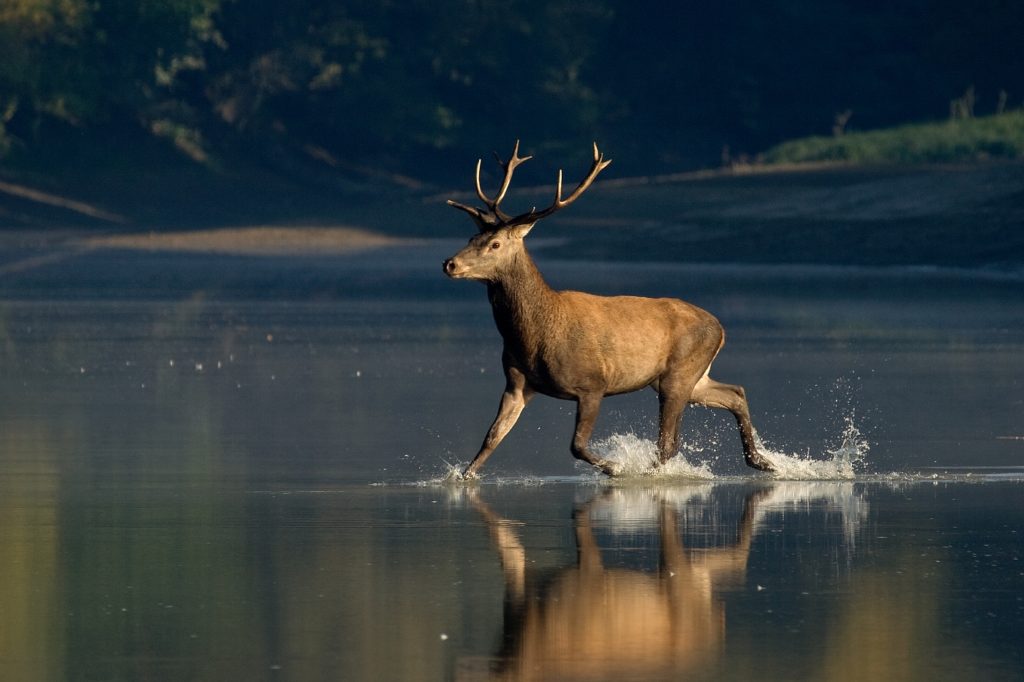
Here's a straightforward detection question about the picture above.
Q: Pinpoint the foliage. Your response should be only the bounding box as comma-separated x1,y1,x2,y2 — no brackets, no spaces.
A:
762,110,1024,165
0,1,1023,178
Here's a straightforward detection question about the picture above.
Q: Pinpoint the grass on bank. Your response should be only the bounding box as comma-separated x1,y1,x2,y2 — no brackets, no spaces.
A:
763,110,1024,165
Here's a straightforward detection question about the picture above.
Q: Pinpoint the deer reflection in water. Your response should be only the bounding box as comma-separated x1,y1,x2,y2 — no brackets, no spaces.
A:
462,486,776,681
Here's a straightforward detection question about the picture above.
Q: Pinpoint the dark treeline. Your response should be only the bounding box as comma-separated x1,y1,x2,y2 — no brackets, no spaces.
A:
1,0,1022,185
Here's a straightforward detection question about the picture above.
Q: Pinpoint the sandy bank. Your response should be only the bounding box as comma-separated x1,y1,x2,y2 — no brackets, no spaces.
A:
82,226,404,256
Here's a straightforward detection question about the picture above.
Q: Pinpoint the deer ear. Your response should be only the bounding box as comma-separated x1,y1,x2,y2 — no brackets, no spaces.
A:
509,222,535,240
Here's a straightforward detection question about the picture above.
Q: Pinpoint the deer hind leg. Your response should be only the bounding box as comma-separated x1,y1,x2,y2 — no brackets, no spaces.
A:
570,392,615,475
689,375,775,472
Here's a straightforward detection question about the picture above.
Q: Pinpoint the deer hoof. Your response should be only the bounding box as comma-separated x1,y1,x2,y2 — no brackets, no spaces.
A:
745,452,776,473
443,466,480,483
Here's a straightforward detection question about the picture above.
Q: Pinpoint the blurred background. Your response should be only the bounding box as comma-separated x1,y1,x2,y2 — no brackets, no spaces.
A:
1,0,1023,247
2,7,1023,680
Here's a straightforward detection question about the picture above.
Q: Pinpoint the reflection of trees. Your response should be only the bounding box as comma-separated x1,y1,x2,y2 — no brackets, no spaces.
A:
0,304,14,362
2,294,1018,679
56,489,272,681
0,423,63,681
0,298,333,678
818,558,949,682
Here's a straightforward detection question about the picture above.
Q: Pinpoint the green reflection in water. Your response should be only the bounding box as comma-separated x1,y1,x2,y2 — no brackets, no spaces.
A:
2,472,1023,680
1,298,1022,681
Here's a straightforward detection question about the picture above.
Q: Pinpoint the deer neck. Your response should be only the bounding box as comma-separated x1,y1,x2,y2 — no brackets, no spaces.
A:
487,248,558,348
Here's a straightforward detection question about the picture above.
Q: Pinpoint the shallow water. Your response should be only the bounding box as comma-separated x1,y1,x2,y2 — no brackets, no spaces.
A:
1,248,1022,680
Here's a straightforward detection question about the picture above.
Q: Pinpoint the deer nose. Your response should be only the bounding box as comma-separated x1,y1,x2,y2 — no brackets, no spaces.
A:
443,258,457,275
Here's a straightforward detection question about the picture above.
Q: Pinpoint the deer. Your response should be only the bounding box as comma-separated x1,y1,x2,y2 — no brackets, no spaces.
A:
443,141,775,478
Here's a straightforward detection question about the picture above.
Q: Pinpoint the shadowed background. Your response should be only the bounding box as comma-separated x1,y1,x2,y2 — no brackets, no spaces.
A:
1,0,1023,250
2,3,1023,681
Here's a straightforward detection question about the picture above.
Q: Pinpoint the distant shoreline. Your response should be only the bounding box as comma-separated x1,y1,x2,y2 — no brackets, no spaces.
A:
2,160,1021,272
81,226,405,257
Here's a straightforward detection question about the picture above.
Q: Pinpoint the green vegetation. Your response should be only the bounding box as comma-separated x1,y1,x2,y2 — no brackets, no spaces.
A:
1,1,1023,182
763,110,1024,165
0,0,617,180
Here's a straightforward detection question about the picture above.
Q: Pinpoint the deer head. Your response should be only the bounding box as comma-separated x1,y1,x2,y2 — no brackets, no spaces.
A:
442,140,611,282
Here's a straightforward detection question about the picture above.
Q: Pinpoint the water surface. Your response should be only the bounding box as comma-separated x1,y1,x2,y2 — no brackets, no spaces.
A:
1,247,1022,680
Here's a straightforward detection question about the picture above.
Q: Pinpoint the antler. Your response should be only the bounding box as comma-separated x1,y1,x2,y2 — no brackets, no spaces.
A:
448,141,611,232
509,142,612,229
448,140,531,230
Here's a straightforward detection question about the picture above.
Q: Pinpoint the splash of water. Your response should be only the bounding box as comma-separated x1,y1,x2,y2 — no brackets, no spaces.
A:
441,463,467,482
591,433,716,480
757,416,870,480
421,416,870,485
404,460,472,486
592,416,870,481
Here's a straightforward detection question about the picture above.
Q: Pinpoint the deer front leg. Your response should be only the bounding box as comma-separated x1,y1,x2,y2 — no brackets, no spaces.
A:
463,368,533,478
657,391,688,465
571,393,615,475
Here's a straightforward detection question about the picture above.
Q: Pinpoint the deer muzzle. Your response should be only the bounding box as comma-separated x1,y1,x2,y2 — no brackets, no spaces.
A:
443,253,487,280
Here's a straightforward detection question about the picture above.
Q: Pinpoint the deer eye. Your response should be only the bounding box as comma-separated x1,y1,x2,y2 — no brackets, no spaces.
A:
490,241,501,250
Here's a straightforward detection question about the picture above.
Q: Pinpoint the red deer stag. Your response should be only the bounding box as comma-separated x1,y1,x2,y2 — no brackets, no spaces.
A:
443,141,774,477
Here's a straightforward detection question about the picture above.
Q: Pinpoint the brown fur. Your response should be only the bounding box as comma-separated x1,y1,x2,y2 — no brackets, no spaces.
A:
444,142,772,477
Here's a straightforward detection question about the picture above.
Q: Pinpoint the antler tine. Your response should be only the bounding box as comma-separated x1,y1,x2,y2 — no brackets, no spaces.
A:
449,140,608,232
508,141,611,227
555,142,611,207
447,197,489,229
472,158,488,206
486,140,533,215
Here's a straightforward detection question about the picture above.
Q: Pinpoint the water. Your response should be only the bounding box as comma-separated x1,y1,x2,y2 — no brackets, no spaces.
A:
1,244,1022,680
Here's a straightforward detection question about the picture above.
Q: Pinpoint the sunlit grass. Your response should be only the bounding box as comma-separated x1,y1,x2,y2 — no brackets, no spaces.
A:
763,110,1024,164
